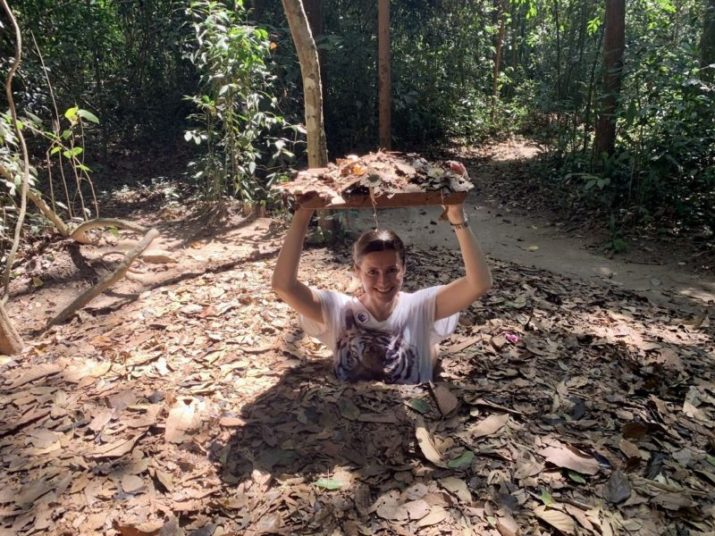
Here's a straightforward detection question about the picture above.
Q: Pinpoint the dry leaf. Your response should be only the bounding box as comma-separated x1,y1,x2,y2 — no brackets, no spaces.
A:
439,476,471,504
430,383,459,416
152,468,174,492
404,499,431,520
121,474,145,494
538,445,599,475
354,484,372,517
337,398,361,420
651,492,695,510
9,364,62,389
218,416,245,427
376,499,408,521
562,503,594,531
473,413,509,438
496,516,520,536
534,506,576,535
415,416,448,468
603,471,631,504
15,479,53,508
417,506,449,527
108,390,138,410
89,409,114,433
90,434,140,459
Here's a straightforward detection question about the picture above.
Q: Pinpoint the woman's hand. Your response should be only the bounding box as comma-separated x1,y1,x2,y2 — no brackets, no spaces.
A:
443,203,467,225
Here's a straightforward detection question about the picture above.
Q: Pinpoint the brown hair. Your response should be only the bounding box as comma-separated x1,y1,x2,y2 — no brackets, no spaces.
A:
353,229,406,267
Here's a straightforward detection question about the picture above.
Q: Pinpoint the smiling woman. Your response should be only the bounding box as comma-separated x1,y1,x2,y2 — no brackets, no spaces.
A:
271,202,492,384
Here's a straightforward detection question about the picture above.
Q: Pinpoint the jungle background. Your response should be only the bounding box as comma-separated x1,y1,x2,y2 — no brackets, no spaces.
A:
0,0,714,534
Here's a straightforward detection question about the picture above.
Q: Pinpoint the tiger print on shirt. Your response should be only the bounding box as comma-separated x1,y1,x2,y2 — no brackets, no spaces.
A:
334,309,418,384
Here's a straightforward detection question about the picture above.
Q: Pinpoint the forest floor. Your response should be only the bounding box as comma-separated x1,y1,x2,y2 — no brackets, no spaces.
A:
0,140,713,535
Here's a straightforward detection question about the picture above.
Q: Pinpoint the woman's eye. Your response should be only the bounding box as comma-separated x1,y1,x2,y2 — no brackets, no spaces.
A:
367,270,377,276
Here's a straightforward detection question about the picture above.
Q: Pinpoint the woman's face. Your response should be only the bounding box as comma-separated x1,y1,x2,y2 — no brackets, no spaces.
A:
355,249,405,305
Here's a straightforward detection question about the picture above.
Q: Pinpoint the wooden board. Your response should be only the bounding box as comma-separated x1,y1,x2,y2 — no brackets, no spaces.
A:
298,190,467,209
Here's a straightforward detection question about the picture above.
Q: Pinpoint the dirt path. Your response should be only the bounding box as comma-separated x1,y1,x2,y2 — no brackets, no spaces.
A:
350,141,714,314
351,200,714,314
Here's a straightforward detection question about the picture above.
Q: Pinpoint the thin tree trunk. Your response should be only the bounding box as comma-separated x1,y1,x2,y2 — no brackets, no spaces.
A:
281,0,328,168
492,0,506,108
378,0,391,149
553,0,562,100
702,0,715,81
594,0,625,157
582,26,605,156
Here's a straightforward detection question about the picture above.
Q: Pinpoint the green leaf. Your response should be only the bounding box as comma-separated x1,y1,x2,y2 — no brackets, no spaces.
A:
77,109,100,124
314,478,342,491
448,450,475,469
109,226,120,238
62,147,83,159
25,111,43,126
50,146,61,155
706,455,715,467
64,106,79,121
408,398,430,414
539,488,554,507
567,471,587,484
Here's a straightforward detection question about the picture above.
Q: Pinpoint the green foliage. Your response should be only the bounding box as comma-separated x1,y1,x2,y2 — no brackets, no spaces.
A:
1,104,101,233
2,0,711,235
6,0,196,151
185,0,296,203
509,0,713,234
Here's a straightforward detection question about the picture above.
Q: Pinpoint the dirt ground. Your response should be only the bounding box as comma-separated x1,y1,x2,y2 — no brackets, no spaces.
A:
0,141,713,535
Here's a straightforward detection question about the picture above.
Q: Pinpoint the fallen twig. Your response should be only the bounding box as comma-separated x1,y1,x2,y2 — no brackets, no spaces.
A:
45,228,160,329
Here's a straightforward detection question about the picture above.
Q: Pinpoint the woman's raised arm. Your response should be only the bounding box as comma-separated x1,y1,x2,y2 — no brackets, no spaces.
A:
434,203,493,320
271,208,324,323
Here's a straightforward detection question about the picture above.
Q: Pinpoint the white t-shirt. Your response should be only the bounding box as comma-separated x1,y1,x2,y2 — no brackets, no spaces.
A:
302,286,459,384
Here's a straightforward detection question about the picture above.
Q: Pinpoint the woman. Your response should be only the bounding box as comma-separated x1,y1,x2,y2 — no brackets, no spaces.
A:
271,202,492,384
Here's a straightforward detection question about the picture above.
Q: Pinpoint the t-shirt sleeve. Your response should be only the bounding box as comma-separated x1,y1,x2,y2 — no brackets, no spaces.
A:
412,286,460,341
300,289,351,344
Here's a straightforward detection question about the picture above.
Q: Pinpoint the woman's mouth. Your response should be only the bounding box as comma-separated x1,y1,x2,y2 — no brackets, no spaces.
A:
375,288,393,295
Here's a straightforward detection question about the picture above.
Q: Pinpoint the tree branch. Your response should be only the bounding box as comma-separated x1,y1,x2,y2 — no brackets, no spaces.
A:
45,228,160,329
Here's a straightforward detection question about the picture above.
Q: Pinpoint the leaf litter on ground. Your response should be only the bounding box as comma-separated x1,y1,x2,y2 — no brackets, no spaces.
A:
0,212,713,535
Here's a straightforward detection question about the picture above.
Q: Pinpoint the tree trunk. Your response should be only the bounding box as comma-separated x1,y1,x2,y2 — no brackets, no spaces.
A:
281,0,328,168
0,303,23,355
594,0,625,157
378,0,391,149
702,0,715,82
553,0,562,100
492,0,506,106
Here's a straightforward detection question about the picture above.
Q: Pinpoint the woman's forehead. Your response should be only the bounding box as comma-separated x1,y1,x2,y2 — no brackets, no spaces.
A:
359,250,402,267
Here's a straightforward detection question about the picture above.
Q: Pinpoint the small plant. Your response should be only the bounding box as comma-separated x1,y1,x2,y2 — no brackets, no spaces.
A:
185,0,296,207
607,213,627,254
